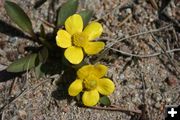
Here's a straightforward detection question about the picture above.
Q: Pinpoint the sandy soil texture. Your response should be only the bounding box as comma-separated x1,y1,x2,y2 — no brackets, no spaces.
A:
0,0,179,120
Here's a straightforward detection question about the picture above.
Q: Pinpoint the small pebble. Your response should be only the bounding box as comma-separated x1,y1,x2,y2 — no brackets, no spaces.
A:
166,98,172,103
18,110,27,119
18,44,26,54
165,76,177,86
119,74,125,80
125,8,132,14
0,40,6,49
70,101,76,106
62,105,69,113
0,64,6,71
152,93,162,102
149,17,154,22
117,31,124,38
128,85,135,89
9,37,18,43
0,49,6,57
0,83,4,91
107,68,114,78
166,7,172,17
154,102,161,109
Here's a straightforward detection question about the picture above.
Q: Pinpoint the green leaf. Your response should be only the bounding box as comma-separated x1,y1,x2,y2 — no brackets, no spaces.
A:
38,47,48,63
79,10,93,27
7,53,37,72
99,96,111,106
35,63,44,79
76,93,81,102
39,37,53,50
57,0,78,26
40,24,45,38
4,1,34,36
35,47,48,78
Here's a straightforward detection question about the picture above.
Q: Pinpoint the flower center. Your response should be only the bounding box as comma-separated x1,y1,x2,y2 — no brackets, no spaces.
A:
72,33,88,47
84,75,97,90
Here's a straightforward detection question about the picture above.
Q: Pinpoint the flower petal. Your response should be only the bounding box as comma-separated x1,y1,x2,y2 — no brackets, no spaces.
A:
64,46,83,64
77,65,94,79
84,42,105,55
65,14,83,35
82,90,99,106
97,78,115,95
93,64,108,78
77,64,108,79
68,79,83,96
56,30,72,48
83,21,103,40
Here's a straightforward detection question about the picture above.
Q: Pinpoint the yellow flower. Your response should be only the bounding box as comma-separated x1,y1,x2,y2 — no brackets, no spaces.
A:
68,64,115,106
56,14,104,64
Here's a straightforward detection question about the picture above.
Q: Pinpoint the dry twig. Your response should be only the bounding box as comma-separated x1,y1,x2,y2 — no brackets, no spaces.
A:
118,13,132,27
0,78,51,113
37,16,55,28
107,47,180,58
107,24,172,48
83,105,142,114
151,33,180,75
149,0,158,10
83,105,142,115
95,24,173,62
139,72,150,120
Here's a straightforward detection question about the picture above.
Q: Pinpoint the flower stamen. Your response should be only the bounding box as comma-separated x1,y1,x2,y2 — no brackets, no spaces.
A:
72,33,88,47
84,75,97,90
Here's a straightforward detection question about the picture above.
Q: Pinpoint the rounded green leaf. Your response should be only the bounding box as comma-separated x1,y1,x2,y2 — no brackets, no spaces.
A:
79,10,93,27
57,0,78,26
99,96,111,106
7,53,37,72
4,1,34,36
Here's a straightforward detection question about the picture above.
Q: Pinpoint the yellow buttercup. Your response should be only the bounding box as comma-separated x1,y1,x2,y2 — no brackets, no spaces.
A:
56,14,104,64
68,64,115,106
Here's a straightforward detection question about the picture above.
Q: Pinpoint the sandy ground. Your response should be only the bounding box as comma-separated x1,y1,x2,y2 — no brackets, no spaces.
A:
0,0,180,120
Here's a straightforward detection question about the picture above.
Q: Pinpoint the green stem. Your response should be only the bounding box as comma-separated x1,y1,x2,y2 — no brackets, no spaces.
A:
39,37,54,51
